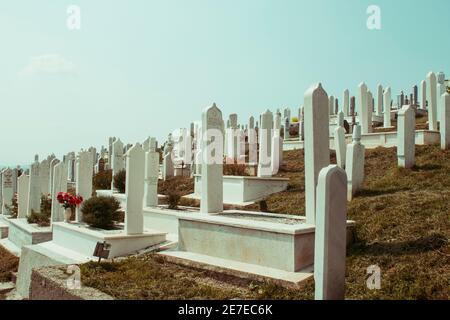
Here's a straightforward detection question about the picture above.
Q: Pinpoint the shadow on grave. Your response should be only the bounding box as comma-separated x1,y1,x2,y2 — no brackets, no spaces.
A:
348,233,448,257
354,187,411,198
411,164,442,172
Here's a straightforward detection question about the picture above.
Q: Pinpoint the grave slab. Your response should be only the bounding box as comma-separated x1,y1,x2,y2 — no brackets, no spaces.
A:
51,222,167,259
190,175,289,206
2,218,52,255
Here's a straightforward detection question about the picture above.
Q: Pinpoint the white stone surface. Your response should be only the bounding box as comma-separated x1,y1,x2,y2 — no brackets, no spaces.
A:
1,169,14,215
358,82,371,134
427,72,438,130
397,105,416,168
383,86,392,128
50,162,68,223
258,110,274,177
125,143,145,235
144,149,159,207
334,123,346,169
27,161,41,216
421,80,427,110
440,92,450,150
304,83,330,224
75,151,94,222
343,89,349,116
345,125,365,201
17,174,30,219
376,84,383,116
314,165,347,300
111,138,125,189
193,175,289,205
200,104,224,214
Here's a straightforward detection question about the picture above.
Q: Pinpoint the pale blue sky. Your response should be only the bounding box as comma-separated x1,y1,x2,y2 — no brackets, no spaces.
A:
0,0,449,165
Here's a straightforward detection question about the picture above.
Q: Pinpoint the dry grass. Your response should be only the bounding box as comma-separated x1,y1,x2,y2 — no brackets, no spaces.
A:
81,144,449,300
0,245,19,283
80,255,313,300
243,144,450,299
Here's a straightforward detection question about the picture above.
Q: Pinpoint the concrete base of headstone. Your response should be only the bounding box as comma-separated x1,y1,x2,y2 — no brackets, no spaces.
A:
0,218,9,239
16,243,85,299
0,218,52,255
51,222,167,259
190,175,289,206
283,130,441,151
174,166,191,177
143,206,199,242
161,210,355,283
166,211,355,275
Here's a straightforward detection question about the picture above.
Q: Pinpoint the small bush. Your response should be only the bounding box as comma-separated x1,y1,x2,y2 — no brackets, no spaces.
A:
223,164,248,176
167,191,181,210
5,194,18,218
81,196,121,230
93,169,112,191
113,169,126,193
27,195,51,227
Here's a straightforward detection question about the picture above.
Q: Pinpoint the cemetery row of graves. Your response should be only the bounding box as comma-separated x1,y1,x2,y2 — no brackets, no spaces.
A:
0,71,449,300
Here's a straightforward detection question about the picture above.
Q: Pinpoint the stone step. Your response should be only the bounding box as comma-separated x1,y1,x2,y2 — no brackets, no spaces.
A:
0,282,15,295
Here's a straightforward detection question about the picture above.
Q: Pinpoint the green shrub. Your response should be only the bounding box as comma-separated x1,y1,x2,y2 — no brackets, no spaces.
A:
27,195,51,227
81,196,121,230
5,194,18,218
113,169,126,193
167,191,181,210
93,169,112,191
223,164,248,176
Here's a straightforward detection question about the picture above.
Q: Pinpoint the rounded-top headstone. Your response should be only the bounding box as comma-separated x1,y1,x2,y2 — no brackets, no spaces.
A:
353,125,362,142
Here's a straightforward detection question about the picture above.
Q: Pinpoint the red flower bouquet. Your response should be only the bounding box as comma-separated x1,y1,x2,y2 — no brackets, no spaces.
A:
57,192,84,210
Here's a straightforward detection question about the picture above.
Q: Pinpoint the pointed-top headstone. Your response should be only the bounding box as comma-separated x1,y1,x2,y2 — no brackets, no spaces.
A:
304,83,330,224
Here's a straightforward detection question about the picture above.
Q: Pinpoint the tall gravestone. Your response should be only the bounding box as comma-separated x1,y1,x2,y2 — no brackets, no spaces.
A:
1,169,14,215
441,93,450,150
358,82,371,134
27,161,41,215
427,72,438,130
284,117,291,139
125,143,145,235
304,83,330,225
51,162,68,222
334,112,346,169
39,158,51,196
258,110,274,178
345,125,365,201
17,173,30,219
383,86,392,128
343,89,349,117
248,116,258,165
111,139,125,189
75,151,94,222
329,96,335,115
48,158,60,197
314,165,347,300
397,105,416,168
200,104,224,214
144,145,159,208
376,84,383,116
421,80,427,110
